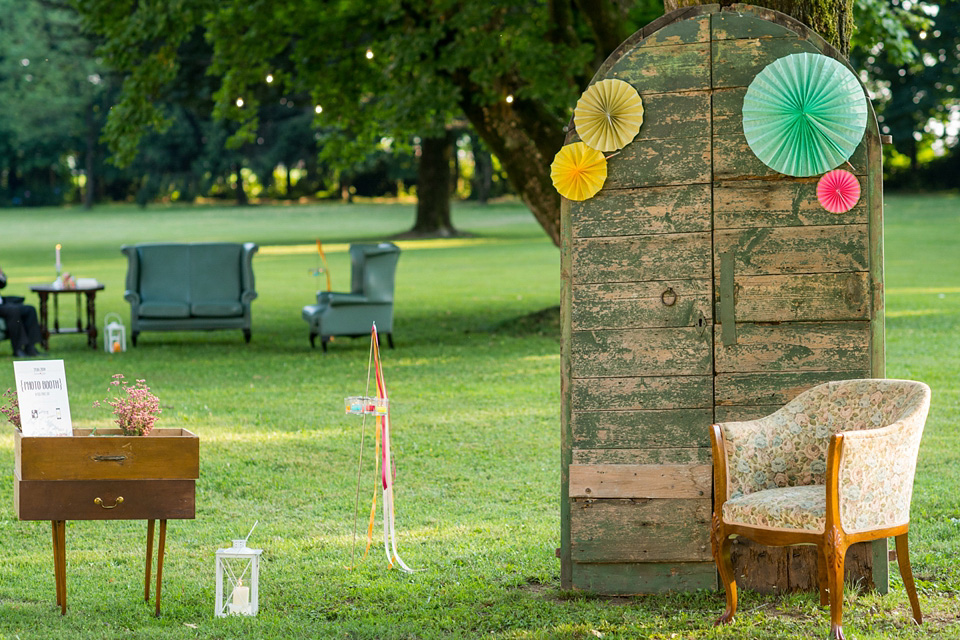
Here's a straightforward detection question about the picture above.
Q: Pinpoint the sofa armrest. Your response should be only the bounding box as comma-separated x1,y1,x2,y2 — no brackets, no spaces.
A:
124,290,141,305
240,242,259,302
121,245,140,298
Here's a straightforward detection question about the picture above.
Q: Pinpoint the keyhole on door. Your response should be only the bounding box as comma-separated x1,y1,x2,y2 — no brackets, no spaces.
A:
696,311,707,335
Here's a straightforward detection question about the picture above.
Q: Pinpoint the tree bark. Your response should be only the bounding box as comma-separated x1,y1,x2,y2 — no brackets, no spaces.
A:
410,133,457,236
233,163,248,205
663,0,853,56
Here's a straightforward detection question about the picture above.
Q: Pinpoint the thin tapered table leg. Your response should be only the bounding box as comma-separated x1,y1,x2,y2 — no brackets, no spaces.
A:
51,521,61,608
154,520,167,617
56,520,67,615
145,520,156,602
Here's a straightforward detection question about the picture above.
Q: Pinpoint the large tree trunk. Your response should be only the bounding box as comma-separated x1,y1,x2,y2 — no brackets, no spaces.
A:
457,0,854,247
410,133,457,236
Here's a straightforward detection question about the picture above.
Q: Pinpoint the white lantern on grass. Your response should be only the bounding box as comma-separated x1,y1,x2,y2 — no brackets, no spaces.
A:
215,523,262,617
103,312,127,353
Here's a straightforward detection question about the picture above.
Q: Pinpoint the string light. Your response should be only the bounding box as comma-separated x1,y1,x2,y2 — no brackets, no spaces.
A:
266,74,274,83
236,97,244,107
505,94,514,104
315,105,323,114
365,49,374,59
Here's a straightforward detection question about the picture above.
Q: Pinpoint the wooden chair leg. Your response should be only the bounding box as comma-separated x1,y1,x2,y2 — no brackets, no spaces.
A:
145,519,155,602
713,524,737,625
895,533,923,625
154,520,167,617
824,533,848,640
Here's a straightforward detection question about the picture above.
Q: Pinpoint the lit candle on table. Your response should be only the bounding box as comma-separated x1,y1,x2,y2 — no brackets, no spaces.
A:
55,244,61,275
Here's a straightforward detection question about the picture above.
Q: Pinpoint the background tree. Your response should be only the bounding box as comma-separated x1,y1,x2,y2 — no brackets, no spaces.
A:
77,0,954,241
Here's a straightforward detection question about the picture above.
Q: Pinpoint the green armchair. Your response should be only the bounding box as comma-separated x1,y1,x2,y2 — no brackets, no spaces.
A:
302,243,400,351
122,242,258,345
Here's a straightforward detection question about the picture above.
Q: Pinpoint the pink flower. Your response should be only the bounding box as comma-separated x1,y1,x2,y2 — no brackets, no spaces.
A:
93,375,161,436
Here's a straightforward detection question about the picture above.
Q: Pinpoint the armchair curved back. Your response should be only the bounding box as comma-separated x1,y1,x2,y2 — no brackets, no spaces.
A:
720,379,930,502
349,243,400,303
836,380,930,533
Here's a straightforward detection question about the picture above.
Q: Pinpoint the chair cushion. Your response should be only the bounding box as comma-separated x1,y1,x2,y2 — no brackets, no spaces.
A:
139,301,191,319
137,245,191,305
723,485,825,533
191,301,243,317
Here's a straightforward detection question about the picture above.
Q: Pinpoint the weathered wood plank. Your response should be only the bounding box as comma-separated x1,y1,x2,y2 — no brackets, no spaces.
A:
573,409,713,449
641,14,710,46
713,225,868,276
713,179,868,229
573,233,711,284
570,92,711,147
715,370,871,407
712,86,869,175
572,279,712,330
605,136,711,189
714,134,868,181
569,464,711,499
573,375,713,411
572,562,717,594
573,447,712,465
571,499,712,562
610,43,711,93
714,321,870,373
711,37,819,88
571,184,711,238
711,13,798,40
573,408,713,449
714,405,780,422
720,272,870,323
572,327,712,378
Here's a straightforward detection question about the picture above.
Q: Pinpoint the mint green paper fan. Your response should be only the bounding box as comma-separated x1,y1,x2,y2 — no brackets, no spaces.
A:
742,52,867,177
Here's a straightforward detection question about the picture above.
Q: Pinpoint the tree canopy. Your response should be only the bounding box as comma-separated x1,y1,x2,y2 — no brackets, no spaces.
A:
75,0,959,239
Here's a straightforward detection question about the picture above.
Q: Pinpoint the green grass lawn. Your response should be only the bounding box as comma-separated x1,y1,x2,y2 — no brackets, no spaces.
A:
0,195,958,639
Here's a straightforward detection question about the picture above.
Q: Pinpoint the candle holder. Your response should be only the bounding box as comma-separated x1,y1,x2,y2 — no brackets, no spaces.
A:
103,313,127,354
215,538,262,617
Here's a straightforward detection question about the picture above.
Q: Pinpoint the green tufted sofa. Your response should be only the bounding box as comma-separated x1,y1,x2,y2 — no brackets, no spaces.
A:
122,242,258,345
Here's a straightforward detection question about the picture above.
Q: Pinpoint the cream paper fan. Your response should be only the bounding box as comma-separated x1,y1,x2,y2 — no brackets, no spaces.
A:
574,78,644,152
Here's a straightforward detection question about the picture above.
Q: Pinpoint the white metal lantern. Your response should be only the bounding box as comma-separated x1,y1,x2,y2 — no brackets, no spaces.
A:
215,539,262,617
103,312,127,353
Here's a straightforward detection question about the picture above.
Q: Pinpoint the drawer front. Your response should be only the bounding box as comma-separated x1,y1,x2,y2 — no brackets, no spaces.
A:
15,479,195,521
16,431,199,481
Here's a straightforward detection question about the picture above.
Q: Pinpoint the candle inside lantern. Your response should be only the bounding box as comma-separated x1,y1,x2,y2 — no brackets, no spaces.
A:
229,580,251,614
55,244,62,275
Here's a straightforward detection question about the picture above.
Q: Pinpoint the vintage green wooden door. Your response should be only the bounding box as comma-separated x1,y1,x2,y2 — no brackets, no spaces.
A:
560,4,885,595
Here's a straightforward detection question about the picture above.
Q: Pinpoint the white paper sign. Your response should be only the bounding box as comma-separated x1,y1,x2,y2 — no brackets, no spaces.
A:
13,359,73,437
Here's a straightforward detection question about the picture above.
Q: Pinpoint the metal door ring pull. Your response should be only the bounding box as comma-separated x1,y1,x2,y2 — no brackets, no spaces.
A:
661,287,677,306
94,496,124,509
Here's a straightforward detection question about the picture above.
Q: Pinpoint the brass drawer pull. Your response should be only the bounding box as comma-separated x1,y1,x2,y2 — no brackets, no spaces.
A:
94,496,124,509
94,455,126,462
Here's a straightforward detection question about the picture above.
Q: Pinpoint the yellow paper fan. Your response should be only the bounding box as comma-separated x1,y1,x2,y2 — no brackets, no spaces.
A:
551,142,607,201
574,78,644,152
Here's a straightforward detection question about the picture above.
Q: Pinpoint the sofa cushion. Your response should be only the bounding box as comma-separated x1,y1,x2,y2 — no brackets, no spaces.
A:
192,301,243,317
138,245,191,305
139,301,191,318
190,244,243,304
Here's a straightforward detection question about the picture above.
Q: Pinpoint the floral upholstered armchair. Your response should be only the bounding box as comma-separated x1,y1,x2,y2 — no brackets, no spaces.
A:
710,379,931,640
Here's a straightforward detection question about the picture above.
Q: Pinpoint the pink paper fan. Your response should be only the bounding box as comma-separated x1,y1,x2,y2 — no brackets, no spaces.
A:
817,169,861,213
